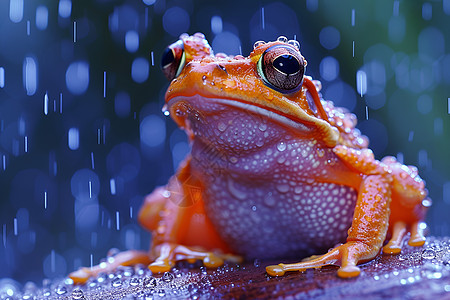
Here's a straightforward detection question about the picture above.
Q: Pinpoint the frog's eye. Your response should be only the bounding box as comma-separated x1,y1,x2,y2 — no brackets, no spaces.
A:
161,40,186,81
257,45,306,93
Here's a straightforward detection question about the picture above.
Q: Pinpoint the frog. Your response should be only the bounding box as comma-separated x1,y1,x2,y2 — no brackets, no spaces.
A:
69,33,430,284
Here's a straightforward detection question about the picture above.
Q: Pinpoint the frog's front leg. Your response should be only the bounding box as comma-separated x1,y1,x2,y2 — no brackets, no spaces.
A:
69,158,240,284
145,157,242,273
266,173,391,278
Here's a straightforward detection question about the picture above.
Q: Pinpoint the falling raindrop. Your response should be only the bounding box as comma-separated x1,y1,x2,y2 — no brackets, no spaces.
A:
36,6,48,30
131,57,149,83
59,0,72,18
68,128,80,150
125,30,139,53
23,57,38,96
44,92,49,115
110,178,116,195
356,70,367,96
9,0,24,23
66,61,89,95
0,67,4,88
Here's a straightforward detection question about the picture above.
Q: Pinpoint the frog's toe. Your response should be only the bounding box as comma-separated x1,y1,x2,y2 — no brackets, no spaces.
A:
382,221,426,254
203,253,224,268
337,265,361,278
149,242,237,273
148,259,173,273
383,221,407,255
408,222,426,247
68,250,151,285
266,264,287,276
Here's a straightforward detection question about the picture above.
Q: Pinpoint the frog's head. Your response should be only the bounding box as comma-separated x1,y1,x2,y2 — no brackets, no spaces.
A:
161,33,341,149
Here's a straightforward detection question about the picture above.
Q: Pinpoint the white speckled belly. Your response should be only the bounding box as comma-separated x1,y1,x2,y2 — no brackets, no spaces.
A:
201,173,357,259
185,96,358,259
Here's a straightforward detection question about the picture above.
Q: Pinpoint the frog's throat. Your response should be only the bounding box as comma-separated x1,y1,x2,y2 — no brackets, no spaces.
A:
166,95,339,148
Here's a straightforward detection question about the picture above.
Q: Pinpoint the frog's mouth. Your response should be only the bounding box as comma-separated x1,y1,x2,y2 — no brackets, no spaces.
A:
167,95,312,132
166,94,339,147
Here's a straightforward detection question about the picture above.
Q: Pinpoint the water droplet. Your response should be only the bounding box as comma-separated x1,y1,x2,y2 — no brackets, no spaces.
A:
229,157,238,164
294,186,303,194
55,285,67,295
218,122,227,132
276,184,289,193
253,40,266,49
258,123,267,132
422,249,436,259
316,148,325,158
263,193,276,207
71,289,84,299
130,277,140,286
277,36,288,43
142,276,157,288
111,278,122,287
277,142,286,152
162,272,175,282
256,140,264,147
288,40,300,49
251,205,257,211
97,272,107,283
253,259,260,267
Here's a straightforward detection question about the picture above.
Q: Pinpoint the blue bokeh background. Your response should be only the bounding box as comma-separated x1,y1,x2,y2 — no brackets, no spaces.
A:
0,0,449,285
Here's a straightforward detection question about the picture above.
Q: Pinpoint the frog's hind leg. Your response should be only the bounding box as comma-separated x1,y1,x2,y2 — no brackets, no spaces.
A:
267,174,392,278
382,221,408,254
408,221,426,246
382,220,425,255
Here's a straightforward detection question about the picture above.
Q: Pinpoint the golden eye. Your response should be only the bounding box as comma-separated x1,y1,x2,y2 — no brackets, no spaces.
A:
161,40,186,81
257,45,306,93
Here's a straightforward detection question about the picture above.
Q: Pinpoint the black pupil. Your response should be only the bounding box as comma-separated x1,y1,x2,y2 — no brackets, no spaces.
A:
161,47,175,68
273,55,300,75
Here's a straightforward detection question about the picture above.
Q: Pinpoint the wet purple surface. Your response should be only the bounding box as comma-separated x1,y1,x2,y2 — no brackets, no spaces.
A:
1,236,449,299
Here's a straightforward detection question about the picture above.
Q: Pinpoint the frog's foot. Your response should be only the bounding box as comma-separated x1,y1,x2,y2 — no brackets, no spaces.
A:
266,241,377,278
382,221,426,254
69,250,151,285
149,243,242,273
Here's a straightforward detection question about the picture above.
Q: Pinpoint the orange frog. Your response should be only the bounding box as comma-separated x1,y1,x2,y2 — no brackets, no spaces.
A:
70,33,430,283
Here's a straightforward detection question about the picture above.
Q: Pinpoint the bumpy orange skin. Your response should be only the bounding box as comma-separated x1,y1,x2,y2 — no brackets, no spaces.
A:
69,33,429,284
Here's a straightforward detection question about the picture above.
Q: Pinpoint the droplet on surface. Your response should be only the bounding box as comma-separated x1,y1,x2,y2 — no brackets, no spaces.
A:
277,142,287,152
71,289,84,299
422,249,436,260
218,122,227,132
142,276,157,288
111,277,122,287
162,272,175,282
